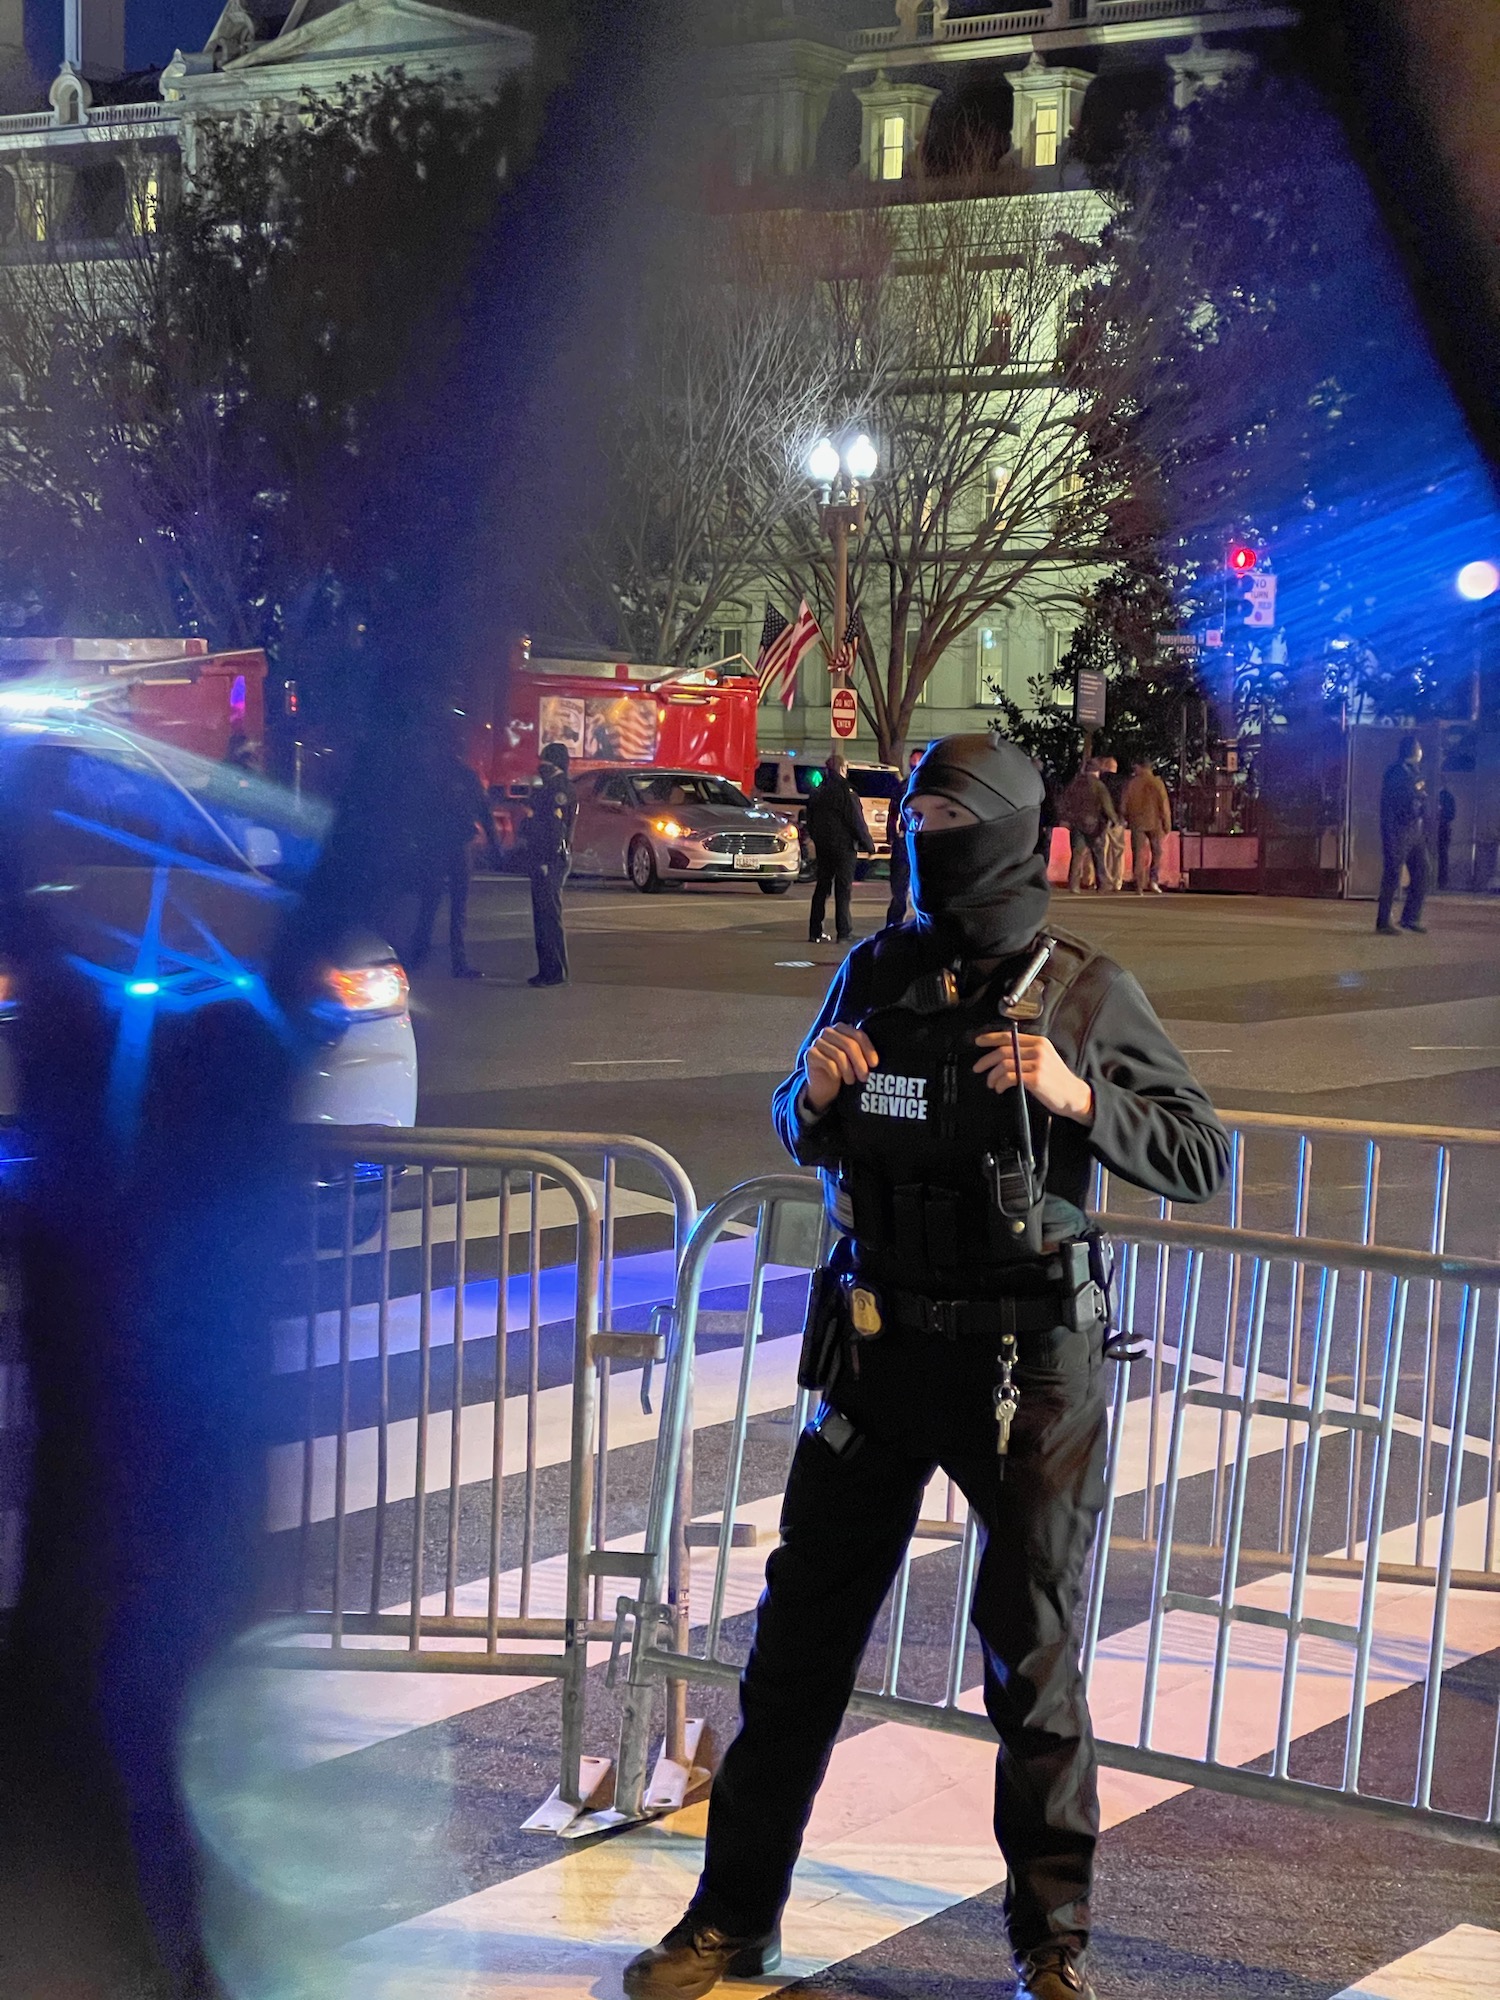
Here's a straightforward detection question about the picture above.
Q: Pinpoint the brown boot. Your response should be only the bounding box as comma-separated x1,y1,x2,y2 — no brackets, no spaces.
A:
1015,1942,1099,1999
622,1916,781,1999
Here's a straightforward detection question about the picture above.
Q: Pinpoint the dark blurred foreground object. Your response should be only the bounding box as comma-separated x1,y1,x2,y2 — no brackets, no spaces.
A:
0,869,297,1994
1306,2,1500,486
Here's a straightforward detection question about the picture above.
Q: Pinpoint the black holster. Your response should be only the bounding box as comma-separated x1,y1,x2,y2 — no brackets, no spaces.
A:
797,1262,849,1393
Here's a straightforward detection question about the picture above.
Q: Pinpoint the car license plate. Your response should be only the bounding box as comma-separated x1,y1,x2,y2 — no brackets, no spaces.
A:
733,852,763,871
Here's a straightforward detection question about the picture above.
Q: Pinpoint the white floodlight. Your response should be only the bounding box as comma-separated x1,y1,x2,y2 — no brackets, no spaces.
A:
1456,559,1500,602
808,438,840,484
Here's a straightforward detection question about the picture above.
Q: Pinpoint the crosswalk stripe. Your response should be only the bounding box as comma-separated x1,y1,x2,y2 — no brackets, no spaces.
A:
1333,1926,1500,1998
330,1490,1498,1996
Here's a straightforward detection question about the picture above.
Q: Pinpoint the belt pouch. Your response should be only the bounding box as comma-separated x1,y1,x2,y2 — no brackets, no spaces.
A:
797,1265,848,1392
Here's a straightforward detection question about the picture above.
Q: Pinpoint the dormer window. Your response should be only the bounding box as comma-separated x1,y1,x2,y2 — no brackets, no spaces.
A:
1033,101,1060,169
878,113,905,181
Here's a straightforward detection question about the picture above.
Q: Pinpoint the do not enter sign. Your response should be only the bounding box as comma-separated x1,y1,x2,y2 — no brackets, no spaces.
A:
830,686,858,740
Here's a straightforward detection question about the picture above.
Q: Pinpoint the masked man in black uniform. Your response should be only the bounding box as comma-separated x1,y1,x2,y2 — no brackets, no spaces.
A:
625,733,1228,2000
524,741,576,987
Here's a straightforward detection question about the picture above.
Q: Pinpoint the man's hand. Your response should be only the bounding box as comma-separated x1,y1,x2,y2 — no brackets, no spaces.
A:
804,1023,879,1114
973,1030,1094,1124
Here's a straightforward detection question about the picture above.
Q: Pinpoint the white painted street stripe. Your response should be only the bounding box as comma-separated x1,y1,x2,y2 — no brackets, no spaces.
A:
1334,1926,1500,1998
328,1489,1498,1997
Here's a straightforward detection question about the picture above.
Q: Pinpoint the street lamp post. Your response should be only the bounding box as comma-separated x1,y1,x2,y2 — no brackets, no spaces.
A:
809,434,878,675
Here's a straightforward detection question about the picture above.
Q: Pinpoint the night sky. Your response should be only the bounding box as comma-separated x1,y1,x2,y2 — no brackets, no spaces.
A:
124,0,218,71
24,1,222,77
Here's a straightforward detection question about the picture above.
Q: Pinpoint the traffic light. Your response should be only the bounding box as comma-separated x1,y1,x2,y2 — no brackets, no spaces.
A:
1226,545,1276,627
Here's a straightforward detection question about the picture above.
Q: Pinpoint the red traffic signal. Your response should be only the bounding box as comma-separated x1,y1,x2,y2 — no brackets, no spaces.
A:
1227,544,1258,573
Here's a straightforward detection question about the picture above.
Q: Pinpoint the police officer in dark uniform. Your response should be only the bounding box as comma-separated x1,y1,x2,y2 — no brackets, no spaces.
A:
884,745,923,929
624,733,1228,2000
524,740,576,987
1375,734,1430,934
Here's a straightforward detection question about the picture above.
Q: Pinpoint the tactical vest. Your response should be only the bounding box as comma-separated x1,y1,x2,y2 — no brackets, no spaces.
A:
827,928,1119,1296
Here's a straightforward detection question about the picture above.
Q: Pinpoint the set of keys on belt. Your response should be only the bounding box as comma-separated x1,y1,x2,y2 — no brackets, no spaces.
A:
994,1332,1019,1465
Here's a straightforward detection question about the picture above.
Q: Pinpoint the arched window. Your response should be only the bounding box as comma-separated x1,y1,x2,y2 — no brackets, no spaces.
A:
60,159,129,241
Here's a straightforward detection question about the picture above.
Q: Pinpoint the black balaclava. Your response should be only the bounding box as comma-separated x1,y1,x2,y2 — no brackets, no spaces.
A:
539,741,570,773
906,731,1051,958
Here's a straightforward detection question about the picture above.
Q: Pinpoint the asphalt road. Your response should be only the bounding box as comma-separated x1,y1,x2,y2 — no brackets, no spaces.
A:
410,874,1500,1211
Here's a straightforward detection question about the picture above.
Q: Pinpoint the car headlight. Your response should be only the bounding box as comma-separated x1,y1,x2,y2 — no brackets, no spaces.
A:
317,963,410,1019
780,825,799,844
652,817,687,840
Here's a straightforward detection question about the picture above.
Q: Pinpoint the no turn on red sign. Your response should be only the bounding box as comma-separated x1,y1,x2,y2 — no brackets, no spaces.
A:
830,686,858,740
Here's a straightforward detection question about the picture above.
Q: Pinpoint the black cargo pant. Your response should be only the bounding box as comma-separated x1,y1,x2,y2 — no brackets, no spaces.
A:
1377,832,1428,930
691,1314,1109,1959
529,850,570,983
809,846,856,940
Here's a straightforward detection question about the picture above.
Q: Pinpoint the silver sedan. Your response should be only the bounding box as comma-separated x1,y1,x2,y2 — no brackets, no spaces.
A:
571,768,801,893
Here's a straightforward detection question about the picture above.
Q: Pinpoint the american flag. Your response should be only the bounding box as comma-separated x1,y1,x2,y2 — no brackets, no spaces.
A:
832,605,865,677
755,599,822,712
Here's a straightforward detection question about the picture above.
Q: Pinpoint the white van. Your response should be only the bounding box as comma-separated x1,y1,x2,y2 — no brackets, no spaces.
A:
753,753,904,864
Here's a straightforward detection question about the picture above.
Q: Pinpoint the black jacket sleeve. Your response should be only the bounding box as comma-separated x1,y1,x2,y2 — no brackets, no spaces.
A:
1077,970,1229,1205
849,791,875,854
771,951,867,1167
1380,764,1420,843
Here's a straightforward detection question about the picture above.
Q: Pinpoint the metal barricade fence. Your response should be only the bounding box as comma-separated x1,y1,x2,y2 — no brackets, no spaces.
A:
610,1173,1500,1851
238,1125,697,1823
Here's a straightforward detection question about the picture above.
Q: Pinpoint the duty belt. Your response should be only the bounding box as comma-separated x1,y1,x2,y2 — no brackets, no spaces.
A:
890,1289,1066,1340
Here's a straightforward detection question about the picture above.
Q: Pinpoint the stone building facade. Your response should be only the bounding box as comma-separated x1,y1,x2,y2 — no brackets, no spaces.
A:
697,0,1295,760
0,0,534,257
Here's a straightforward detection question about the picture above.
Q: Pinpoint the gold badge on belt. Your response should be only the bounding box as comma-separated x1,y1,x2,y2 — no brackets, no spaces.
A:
849,1287,884,1337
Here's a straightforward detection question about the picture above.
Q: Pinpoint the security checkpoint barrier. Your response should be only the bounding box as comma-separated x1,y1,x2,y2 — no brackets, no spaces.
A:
609,1169,1500,1853
2,1108,1499,1848
239,1125,697,1825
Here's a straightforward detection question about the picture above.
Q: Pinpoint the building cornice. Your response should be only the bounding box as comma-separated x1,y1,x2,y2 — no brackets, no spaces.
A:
848,3,1299,71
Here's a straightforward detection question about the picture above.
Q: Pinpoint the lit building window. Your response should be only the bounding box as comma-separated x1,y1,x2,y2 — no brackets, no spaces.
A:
1033,101,1060,168
988,462,1010,518
132,170,160,234
878,113,906,181
978,627,1006,704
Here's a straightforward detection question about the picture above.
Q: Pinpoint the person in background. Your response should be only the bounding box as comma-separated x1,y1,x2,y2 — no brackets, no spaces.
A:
1437,785,1456,892
806,753,874,945
1034,756,1059,867
1096,757,1128,892
1059,758,1118,895
1376,734,1430,935
524,741,577,986
883,747,924,930
406,736,500,978
1122,759,1173,895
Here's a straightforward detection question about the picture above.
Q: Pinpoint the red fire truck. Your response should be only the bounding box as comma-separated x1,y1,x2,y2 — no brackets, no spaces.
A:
473,648,762,798
0,637,268,764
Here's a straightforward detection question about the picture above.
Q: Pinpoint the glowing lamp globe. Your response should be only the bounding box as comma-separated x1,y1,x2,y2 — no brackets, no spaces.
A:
808,438,840,484
1456,559,1500,603
845,433,879,481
